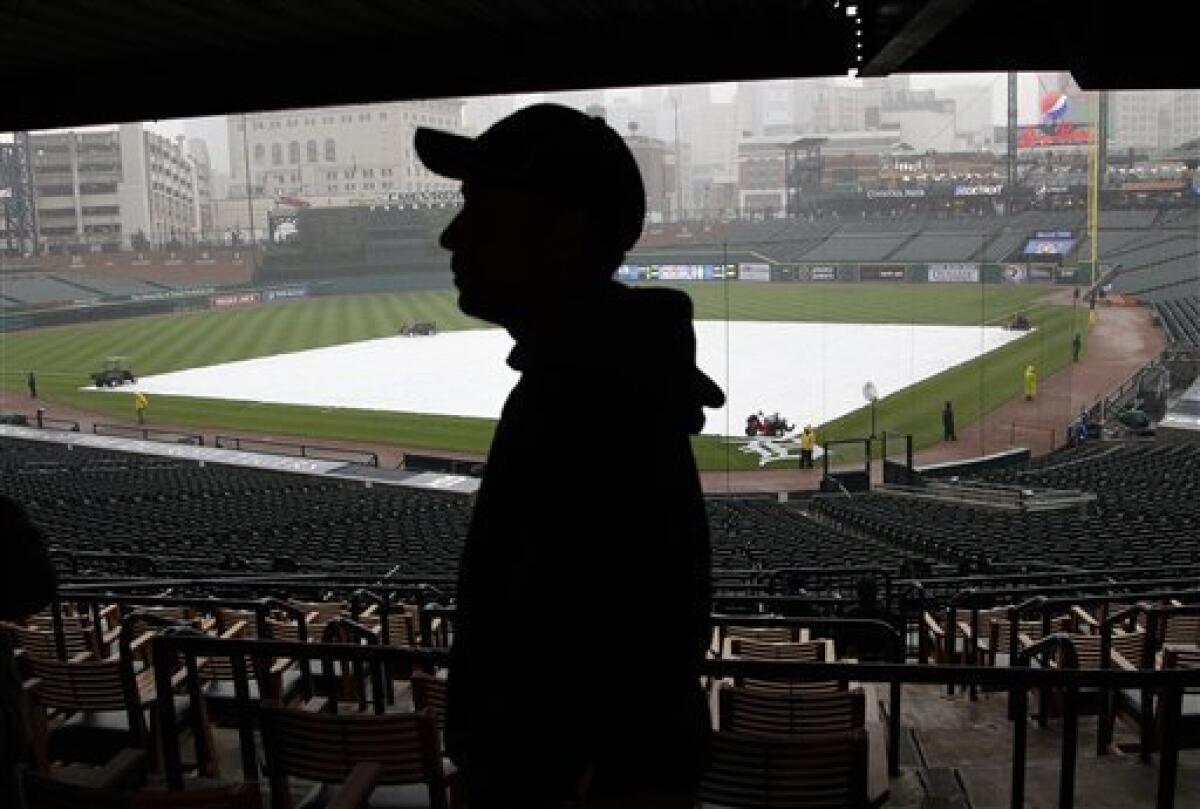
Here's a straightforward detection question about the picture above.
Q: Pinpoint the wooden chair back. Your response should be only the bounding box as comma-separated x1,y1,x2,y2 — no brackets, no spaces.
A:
28,655,135,712
410,671,447,733
734,639,838,694
7,621,95,660
1070,630,1147,669
1162,614,1200,647
719,685,866,737
726,626,794,648
1164,646,1200,670
698,729,869,809
259,705,446,809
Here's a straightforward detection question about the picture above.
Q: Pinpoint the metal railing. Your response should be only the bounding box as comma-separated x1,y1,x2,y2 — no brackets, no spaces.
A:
92,422,204,445
141,630,1200,809
214,434,378,466
877,479,1097,513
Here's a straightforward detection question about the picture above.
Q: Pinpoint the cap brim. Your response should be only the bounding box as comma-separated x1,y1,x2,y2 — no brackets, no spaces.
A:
414,127,476,180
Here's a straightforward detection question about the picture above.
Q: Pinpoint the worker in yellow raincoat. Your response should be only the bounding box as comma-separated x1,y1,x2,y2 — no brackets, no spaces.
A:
1023,364,1037,402
134,391,148,424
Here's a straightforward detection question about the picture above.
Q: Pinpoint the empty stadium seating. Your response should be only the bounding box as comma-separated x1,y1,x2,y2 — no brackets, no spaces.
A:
1153,296,1200,346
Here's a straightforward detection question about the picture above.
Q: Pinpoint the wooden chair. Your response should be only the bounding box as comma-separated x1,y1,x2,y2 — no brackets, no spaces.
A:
358,603,420,648
23,647,216,775
698,730,873,809
411,670,447,734
5,617,100,661
1160,646,1200,750
731,638,841,695
21,747,363,809
979,614,1073,669
197,620,306,725
21,749,146,809
718,684,866,736
1161,611,1200,649
259,703,453,809
716,625,794,656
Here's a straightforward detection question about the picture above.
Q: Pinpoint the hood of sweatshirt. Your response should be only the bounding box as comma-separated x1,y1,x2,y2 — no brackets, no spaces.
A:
506,282,725,434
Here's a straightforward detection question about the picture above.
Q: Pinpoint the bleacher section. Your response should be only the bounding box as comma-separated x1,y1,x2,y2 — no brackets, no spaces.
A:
812,443,1200,572
0,436,472,577
0,274,103,305
795,232,912,262
708,498,939,575
888,232,988,262
5,432,1200,808
1154,295,1200,346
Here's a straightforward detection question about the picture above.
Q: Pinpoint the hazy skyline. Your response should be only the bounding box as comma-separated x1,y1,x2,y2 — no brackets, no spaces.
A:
30,73,1063,177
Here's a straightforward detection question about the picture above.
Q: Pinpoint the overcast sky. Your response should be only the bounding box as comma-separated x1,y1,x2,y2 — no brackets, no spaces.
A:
32,73,1049,177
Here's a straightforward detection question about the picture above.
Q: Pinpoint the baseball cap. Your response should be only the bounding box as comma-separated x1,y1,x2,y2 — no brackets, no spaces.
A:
415,103,646,254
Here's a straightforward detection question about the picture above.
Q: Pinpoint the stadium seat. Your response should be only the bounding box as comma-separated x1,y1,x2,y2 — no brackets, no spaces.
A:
258,704,454,809
697,729,873,809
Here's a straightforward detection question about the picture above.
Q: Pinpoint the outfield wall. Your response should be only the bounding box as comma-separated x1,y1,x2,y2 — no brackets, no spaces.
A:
617,260,1079,285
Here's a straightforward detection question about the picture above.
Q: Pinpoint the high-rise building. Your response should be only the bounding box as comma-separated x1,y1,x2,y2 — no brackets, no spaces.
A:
187,138,214,238
1171,90,1200,150
26,123,200,252
939,83,998,147
227,99,465,201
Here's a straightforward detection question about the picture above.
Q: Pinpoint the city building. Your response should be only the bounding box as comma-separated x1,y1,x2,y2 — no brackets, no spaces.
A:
624,134,679,222
1171,90,1200,152
226,99,465,202
22,123,200,253
737,130,904,214
188,138,214,238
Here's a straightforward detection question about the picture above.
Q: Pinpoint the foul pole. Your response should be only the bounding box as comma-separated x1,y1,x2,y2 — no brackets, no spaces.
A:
1088,93,1102,287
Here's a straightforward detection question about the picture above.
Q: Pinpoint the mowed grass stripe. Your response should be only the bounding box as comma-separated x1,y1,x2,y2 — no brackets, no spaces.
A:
171,310,248,369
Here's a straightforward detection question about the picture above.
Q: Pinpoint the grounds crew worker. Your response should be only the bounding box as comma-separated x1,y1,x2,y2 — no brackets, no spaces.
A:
800,423,816,469
1024,364,1038,402
134,391,148,424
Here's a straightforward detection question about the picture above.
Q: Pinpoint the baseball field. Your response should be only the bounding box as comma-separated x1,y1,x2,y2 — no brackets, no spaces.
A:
0,282,1085,470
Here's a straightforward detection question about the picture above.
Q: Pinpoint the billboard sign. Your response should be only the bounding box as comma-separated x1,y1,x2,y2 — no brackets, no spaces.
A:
1022,236,1077,256
1002,264,1027,284
1017,123,1091,148
953,184,1004,197
928,263,980,283
738,263,772,282
212,291,261,308
1029,265,1054,282
264,286,308,302
1118,179,1187,192
865,188,926,199
860,265,906,281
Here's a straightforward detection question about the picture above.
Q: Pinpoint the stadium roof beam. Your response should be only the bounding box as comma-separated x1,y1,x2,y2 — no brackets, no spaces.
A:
4,0,1200,131
857,0,976,78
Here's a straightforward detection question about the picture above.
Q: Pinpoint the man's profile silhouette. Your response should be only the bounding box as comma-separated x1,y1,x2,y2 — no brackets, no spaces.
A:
416,104,724,807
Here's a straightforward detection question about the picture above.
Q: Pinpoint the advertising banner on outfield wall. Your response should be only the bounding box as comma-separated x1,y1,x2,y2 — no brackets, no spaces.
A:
795,264,840,282
928,263,981,283
738,263,772,282
1001,264,1028,284
212,291,262,308
264,286,309,302
1028,265,1054,282
859,264,907,282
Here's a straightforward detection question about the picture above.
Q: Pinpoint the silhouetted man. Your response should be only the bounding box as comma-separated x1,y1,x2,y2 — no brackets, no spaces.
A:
1072,331,1082,362
26,371,36,400
942,401,957,441
1,496,57,809
416,104,723,807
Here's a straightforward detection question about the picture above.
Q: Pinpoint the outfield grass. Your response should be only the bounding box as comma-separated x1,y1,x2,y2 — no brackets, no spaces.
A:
0,283,1070,470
